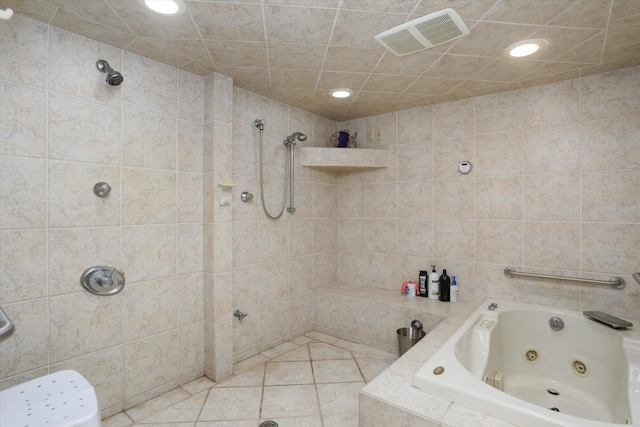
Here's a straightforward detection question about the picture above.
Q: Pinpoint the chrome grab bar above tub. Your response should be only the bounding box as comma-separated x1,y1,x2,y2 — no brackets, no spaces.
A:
504,267,626,290
0,306,15,343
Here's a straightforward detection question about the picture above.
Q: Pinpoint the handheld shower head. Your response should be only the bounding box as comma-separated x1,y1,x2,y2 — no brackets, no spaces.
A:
96,59,123,86
287,132,307,142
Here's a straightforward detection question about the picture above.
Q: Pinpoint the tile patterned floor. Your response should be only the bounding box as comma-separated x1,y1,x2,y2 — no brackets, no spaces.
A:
103,331,398,427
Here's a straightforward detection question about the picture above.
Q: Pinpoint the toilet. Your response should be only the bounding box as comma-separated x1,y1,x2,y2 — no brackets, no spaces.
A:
0,370,101,427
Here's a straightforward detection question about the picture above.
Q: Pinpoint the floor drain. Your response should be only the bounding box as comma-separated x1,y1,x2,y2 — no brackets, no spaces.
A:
260,421,279,427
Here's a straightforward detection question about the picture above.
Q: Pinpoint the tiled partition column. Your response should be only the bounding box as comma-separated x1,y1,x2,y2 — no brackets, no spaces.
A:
203,73,234,381
334,65,640,321
0,16,205,417
231,88,337,363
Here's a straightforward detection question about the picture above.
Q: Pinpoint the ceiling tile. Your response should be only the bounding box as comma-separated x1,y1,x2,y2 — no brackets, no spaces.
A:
206,41,268,68
373,50,441,76
602,42,640,64
484,0,576,25
264,5,336,44
449,21,539,57
554,33,606,63
530,26,602,60
322,46,383,73
331,9,409,49
610,0,640,22
224,67,271,93
605,15,640,50
47,0,132,33
264,0,340,6
267,43,326,69
341,0,419,13
108,0,200,39
519,69,580,88
413,0,499,21
407,77,463,95
423,54,495,79
467,81,521,96
316,71,369,91
270,68,319,89
189,2,264,41
362,74,418,92
50,9,135,49
126,38,194,69
547,0,611,28
471,57,542,82
2,0,57,23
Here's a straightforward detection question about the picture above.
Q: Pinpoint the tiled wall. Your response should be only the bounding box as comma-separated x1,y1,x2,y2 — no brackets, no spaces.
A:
230,88,337,363
334,65,640,320
0,16,205,416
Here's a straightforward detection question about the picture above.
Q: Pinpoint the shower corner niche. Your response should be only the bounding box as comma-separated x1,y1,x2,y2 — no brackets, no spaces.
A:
298,147,388,172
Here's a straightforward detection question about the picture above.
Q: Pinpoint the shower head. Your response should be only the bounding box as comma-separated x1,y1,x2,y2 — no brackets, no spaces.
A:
287,132,307,142
96,59,123,86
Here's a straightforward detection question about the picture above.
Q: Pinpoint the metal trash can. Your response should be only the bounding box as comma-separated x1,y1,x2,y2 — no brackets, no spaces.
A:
396,326,426,356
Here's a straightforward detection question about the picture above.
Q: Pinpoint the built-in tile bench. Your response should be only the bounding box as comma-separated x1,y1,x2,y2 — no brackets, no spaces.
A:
314,286,462,354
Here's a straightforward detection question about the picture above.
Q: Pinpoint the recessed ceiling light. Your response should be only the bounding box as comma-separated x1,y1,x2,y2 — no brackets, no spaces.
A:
505,39,546,58
140,0,186,16
330,88,353,98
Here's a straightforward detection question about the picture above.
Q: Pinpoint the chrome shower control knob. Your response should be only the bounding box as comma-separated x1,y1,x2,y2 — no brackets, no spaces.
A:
93,182,111,197
241,191,253,202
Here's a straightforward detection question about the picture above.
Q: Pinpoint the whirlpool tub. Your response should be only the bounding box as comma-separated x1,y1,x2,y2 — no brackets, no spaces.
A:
413,300,640,427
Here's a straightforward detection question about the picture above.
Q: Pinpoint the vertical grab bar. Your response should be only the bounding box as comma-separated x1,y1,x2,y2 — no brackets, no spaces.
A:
287,141,296,213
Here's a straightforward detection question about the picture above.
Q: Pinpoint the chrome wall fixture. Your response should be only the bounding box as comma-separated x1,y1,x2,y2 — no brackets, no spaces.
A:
96,59,123,86
240,191,253,202
93,182,111,197
81,266,125,296
504,267,626,290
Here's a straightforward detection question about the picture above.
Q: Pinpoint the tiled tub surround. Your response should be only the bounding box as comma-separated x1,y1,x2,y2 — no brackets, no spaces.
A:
360,300,522,427
314,286,447,354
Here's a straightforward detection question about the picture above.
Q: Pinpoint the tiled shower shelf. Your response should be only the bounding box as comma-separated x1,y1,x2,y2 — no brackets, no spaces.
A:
299,147,388,172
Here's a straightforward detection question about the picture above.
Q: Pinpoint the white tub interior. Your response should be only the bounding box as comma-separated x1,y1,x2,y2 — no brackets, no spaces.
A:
413,300,640,427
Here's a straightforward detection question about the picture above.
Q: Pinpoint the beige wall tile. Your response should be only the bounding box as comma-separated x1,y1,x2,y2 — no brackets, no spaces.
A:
213,222,232,273
397,105,432,144
523,79,580,128
122,277,177,342
233,220,259,267
433,179,475,220
121,225,176,282
434,220,475,261
0,83,46,157
397,181,433,219
0,15,47,87
337,183,365,217
0,299,48,377
476,131,523,176
49,93,121,164
524,222,581,270
289,219,315,256
1,229,47,303
1,156,46,228
122,52,177,117
433,137,474,179
49,292,121,363
259,219,289,262
365,218,397,254
122,168,176,225
232,265,259,311
524,124,580,173
314,251,337,288
259,260,289,305
365,253,398,291
476,176,523,220
178,120,204,172
397,142,434,181
365,182,397,218
581,115,640,171
51,346,123,411
289,255,314,295
179,321,204,380
124,330,179,398
122,109,176,169
177,172,203,224
48,226,120,296
178,273,204,326
213,272,233,324
581,66,640,120
476,221,523,265
177,70,204,124
475,90,522,134
48,160,120,227
314,218,337,253
397,219,433,257
524,173,580,221
582,170,640,222
582,223,640,274
432,98,474,140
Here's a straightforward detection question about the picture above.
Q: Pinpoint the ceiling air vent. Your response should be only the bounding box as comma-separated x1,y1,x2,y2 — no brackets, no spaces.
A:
375,8,469,56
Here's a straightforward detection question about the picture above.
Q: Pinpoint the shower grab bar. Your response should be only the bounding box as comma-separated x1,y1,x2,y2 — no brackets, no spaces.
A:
504,267,626,290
